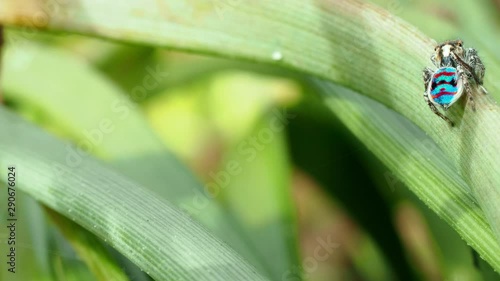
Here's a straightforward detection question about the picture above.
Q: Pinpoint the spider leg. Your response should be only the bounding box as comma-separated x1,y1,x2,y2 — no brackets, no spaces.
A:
430,54,440,68
423,67,433,90
479,85,489,95
455,48,488,95
422,67,454,126
424,92,454,126
465,48,485,84
457,65,475,111
466,48,488,95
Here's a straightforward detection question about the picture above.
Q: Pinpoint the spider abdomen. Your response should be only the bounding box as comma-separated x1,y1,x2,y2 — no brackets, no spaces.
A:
428,67,463,108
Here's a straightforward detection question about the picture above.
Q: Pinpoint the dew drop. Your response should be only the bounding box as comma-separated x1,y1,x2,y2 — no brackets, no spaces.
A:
271,50,283,61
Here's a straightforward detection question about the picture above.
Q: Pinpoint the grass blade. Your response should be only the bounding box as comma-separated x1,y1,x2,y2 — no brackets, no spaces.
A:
313,80,500,272
1,0,499,271
0,106,268,281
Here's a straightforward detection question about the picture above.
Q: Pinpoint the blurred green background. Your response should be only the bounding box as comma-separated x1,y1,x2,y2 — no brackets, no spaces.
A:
0,0,500,280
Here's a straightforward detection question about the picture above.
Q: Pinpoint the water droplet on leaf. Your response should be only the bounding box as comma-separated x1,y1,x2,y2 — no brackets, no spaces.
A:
272,51,283,61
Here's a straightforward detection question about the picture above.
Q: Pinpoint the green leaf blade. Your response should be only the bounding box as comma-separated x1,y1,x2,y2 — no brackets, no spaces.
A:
0,106,268,281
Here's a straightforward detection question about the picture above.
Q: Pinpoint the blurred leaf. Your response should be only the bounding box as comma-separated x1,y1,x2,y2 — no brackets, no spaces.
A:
145,72,301,279
287,96,416,281
209,74,300,279
45,208,129,281
1,0,500,275
0,192,52,281
1,43,271,277
0,106,268,281
406,192,483,280
1,0,499,249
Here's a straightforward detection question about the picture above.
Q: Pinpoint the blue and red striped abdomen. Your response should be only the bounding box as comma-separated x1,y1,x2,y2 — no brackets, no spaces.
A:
428,67,463,107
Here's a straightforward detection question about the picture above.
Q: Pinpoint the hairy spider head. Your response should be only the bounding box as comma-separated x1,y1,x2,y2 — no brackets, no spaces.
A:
434,39,464,67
